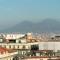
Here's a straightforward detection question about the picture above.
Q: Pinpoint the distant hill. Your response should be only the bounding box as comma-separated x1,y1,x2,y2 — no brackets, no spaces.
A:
1,19,60,33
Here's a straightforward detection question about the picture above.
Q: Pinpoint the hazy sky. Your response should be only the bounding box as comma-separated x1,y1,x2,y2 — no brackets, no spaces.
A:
0,0,60,29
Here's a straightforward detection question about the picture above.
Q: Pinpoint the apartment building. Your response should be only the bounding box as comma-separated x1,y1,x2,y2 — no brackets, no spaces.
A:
0,47,18,60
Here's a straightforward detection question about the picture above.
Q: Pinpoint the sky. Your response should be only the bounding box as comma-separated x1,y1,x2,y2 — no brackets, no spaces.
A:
0,0,60,29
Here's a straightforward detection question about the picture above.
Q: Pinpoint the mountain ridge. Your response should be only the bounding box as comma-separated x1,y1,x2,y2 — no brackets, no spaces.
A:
1,19,60,33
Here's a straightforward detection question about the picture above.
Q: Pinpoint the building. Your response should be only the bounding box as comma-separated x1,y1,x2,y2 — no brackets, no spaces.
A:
0,33,60,59
0,47,18,60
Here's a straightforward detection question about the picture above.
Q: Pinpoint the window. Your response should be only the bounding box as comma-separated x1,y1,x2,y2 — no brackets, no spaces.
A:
31,45,39,50
9,39,16,43
23,45,25,49
13,45,15,49
18,45,19,49
9,45,11,48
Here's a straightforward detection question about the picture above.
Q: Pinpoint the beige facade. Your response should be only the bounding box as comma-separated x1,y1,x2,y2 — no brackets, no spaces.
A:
39,42,60,52
0,43,30,49
1,41,60,52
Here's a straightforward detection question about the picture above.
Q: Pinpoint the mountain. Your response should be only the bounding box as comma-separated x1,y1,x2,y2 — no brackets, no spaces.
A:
1,19,60,33
36,19,60,32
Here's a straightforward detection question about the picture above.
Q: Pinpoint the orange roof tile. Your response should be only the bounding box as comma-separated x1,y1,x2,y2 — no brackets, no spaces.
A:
0,47,14,53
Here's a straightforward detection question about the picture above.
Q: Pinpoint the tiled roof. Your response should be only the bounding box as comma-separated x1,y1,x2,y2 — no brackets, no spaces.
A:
0,47,8,52
0,47,15,54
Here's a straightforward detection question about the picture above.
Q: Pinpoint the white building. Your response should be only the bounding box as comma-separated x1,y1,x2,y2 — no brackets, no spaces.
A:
5,33,25,39
39,42,60,52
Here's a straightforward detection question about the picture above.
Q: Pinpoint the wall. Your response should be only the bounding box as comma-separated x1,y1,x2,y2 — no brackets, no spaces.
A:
39,42,60,52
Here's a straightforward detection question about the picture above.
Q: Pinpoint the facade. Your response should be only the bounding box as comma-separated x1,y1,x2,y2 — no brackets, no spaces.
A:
0,47,18,60
0,33,60,59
